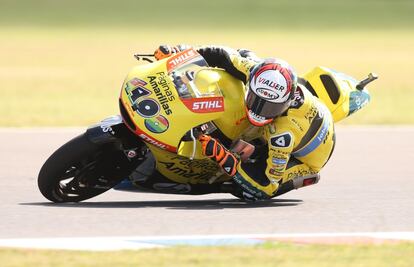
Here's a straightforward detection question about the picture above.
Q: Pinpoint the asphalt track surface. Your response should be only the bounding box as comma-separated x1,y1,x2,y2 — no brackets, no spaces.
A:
0,126,413,239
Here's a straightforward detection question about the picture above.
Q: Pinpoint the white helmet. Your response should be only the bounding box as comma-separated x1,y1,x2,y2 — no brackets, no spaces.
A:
245,59,298,126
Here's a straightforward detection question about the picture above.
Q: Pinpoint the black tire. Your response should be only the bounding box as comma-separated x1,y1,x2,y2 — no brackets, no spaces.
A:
38,133,134,203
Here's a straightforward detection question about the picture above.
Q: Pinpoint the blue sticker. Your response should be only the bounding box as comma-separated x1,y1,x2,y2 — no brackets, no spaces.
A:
272,158,287,165
349,90,370,115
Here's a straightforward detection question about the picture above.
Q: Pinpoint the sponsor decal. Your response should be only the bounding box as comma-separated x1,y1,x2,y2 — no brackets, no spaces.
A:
125,78,152,104
99,116,120,135
133,98,160,118
272,157,287,165
200,122,217,133
274,164,285,172
133,125,176,152
128,87,152,103
304,105,318,123
349,90,370,115
316,120,328,142
269,168,283,176
123,73,177,152
100,124,115,135
251,65,291,103
255,87,280,101
181,97,224,113
167,48,198,72
291,118,304,132
159,158,218,180
138,133,167,150
233,173,265,199
269,147,290,155
287,169,315,179
144,115,169,134
258,78,285,90
248,110,266,121
129,78,147,87
246,109,273,126
270,132,292,148
148,72,175,115
290,87,304,109
168,155,219,170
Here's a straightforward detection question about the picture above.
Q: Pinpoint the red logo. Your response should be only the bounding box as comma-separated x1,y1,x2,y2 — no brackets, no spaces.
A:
181,97,224,113
167,49,198,72
129,78,147,87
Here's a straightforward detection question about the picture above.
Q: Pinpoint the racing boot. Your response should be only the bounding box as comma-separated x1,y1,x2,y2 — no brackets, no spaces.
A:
274,173,320,197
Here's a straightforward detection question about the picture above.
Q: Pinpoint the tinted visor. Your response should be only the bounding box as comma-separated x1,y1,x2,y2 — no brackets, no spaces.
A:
246,91,290,118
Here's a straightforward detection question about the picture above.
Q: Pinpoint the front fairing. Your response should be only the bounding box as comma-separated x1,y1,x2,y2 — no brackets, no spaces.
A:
119,49,225,153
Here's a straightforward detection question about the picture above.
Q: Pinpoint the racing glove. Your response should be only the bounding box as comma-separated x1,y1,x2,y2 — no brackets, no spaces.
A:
154,44,190,60
199,135,238,176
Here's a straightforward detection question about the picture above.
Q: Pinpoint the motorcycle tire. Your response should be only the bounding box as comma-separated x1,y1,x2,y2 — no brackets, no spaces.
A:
38,133,130,203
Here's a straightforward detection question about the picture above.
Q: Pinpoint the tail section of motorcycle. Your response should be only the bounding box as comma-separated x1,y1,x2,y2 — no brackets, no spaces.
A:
300,67,376,122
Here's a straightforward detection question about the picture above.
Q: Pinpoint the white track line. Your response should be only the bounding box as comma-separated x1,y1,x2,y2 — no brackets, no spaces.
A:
0,232,413,251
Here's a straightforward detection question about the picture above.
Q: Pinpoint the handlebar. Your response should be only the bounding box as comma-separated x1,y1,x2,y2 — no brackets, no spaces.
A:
356,73,378,91
133,53,154,63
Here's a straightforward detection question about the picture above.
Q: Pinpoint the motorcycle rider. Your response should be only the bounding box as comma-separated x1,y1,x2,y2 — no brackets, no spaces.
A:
154,45,336,201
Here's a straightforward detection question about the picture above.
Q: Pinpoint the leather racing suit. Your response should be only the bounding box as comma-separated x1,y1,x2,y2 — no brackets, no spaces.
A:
157,45,336,200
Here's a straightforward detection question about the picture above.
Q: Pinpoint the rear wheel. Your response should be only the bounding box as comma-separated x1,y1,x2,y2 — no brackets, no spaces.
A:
38,133,140,203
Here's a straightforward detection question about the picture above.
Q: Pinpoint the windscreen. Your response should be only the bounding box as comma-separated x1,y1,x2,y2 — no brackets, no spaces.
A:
166,49,222,99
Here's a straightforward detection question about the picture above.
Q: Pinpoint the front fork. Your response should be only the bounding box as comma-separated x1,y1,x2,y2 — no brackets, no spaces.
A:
86,115,136,145
85,115,147,167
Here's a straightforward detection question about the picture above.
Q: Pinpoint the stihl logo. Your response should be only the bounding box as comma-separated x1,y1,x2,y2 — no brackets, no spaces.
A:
193,100,223,110
167,49,197,71
139,133,167,149
182,97,225,113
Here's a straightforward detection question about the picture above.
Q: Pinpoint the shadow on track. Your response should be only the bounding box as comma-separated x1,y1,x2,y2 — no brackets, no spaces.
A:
21,198,303,210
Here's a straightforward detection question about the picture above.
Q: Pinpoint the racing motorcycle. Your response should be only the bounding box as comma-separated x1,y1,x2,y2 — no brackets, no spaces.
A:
38,48,377,203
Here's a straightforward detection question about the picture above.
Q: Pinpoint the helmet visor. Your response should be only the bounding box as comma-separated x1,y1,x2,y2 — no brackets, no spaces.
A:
246,90,290,118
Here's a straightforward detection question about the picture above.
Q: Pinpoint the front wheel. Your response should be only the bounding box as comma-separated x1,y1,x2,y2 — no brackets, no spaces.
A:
38,133,139,203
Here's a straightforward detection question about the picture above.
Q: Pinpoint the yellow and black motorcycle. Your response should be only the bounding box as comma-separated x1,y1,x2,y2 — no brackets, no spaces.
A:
38,48,376,203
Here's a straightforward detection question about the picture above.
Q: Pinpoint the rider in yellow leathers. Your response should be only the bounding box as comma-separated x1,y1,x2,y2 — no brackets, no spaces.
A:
154,45,336,201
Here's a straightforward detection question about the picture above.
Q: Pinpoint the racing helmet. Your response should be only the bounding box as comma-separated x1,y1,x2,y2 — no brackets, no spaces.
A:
245,59,298,126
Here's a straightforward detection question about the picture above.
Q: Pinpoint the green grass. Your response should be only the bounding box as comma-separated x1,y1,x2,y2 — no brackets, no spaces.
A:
1,0,413,30
0,0,413,126
1,28,412,126
1,242,414,267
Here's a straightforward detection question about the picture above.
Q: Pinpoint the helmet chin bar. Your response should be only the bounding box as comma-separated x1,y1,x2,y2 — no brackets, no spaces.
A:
246,109,274,126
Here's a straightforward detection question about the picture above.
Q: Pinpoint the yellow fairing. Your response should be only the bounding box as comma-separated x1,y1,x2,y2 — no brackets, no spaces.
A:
120,49,250,154
173,69,249,159
153,70,250,184
302,66,371,122
120,59,223,152
119,48,251,184
213,70,250,139
148,143,230,184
